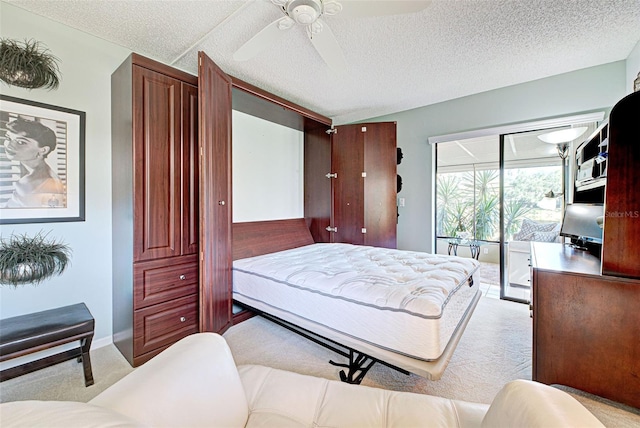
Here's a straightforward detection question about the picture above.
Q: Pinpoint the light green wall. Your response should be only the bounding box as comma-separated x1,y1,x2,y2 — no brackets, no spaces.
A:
626,39,640,93
372,62,628,252
0,2,131,351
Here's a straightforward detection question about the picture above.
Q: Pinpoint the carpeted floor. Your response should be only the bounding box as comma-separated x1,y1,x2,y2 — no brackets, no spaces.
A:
1,295,639,427
478,261,500,285
224,295,532,404
0,341,134,403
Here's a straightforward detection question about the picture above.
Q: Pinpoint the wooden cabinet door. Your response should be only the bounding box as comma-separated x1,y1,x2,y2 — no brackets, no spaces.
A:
304,125,332,243
602,91,640,278
133,66,182,262
331,123,397,247
198,52,232,334
181,82,199,255
363,122,397,249
332,124,365,245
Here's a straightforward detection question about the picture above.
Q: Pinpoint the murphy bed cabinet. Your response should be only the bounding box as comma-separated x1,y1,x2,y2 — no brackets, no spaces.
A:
112,54,202,366
230,81,397,248
113,52,333,361
113,52,398,362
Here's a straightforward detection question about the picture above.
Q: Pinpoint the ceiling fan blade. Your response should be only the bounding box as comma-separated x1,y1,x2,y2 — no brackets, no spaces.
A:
339,0,431,18
233,17,291,61
308,20,347,72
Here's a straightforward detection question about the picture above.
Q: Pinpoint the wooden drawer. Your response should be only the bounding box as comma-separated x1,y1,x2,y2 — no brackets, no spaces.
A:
133,294,198,357
134,256,198,309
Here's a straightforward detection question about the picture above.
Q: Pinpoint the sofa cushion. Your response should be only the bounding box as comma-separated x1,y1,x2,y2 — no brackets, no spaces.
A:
90,333,248,428
0,401,144,427
481,380,604,427
530,231,559,242
238,364,488,428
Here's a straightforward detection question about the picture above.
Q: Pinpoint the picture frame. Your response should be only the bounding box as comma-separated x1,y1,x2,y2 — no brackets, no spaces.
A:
0,95,85,224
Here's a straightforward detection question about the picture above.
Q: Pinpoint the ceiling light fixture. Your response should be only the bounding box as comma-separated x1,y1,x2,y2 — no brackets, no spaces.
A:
538,126,588,160
537,127,588,145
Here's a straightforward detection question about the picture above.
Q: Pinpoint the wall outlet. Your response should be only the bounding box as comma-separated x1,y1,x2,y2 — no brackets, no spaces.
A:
483,248,489,254
398,197,405,207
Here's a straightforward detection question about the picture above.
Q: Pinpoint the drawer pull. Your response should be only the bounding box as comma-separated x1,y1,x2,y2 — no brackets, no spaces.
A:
180,316,186,322
179,274,186,280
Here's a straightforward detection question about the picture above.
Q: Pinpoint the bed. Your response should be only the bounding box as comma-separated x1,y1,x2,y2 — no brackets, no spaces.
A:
232,218,481,382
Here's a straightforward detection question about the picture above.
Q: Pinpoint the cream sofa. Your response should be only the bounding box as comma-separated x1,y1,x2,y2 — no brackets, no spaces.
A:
1,333,604,427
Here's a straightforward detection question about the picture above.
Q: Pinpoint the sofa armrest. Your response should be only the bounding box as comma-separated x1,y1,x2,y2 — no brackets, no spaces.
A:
89,333,248,428
0,401,144,427
481,380,604,427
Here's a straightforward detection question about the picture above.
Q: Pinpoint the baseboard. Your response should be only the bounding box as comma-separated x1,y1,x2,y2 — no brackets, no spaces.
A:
91,335,113,351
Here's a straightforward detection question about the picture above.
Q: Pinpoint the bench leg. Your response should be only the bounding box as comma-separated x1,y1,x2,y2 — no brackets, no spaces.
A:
80,335,94,387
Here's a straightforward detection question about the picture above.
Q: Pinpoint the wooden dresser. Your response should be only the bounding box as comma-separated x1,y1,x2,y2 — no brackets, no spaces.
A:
531,242,640,409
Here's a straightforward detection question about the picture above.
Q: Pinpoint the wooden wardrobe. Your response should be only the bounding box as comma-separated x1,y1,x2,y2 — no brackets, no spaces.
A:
112,54,202,366
112,53,232,366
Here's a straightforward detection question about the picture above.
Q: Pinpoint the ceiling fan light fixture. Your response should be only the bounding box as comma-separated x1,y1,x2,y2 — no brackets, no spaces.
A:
286,0,322,24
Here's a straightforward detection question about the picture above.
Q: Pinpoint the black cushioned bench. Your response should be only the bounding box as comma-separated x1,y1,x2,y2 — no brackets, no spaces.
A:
0,302,95,386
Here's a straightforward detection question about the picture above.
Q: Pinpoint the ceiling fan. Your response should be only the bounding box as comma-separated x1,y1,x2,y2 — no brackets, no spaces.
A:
233,0,431,71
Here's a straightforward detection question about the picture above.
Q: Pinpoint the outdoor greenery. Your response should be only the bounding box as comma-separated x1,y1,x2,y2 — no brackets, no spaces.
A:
437,166,561,241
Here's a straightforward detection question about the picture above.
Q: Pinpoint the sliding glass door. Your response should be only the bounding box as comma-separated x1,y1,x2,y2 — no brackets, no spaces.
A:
436,136,501,297
501,130,563,301
435,120,599,303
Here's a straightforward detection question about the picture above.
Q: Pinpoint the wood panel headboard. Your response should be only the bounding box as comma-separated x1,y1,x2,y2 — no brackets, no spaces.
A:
232,218,315,260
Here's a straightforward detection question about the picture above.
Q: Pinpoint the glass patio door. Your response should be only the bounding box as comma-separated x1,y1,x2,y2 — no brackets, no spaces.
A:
436,136,501,297
434,113,603,304
501,130,564,302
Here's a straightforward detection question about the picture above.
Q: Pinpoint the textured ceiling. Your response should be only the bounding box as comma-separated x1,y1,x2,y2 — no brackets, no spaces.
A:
6,0,640,124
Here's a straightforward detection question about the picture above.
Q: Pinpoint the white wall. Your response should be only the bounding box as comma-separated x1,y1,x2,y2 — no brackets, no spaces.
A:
371,62,628,253
0,2,130,351
232,110,304,222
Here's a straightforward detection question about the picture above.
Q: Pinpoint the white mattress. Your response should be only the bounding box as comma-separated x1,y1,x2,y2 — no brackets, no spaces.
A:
233,243,480,361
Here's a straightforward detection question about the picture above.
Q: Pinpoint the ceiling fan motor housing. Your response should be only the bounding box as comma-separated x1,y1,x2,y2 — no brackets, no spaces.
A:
286,0,323,24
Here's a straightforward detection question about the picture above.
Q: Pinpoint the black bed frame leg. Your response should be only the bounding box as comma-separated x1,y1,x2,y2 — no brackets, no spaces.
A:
256,312,410,385
329,349,377,384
